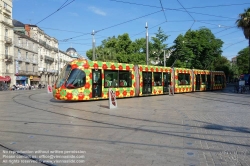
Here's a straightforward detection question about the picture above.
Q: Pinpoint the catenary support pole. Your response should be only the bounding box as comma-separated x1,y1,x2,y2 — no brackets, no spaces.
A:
146,22,149,65
92,30,95,61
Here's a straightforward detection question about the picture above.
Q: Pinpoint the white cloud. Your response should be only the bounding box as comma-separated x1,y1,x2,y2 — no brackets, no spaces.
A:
88,6,106,16
68,12,79,17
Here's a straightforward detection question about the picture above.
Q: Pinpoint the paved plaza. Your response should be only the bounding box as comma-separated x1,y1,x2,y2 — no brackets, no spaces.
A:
0,86,250,166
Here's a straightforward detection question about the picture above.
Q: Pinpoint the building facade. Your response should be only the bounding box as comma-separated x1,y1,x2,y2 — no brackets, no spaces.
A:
25,25,73,85
0,0,76,87
0,0,14,84
231,56,237,65
13,30,39,86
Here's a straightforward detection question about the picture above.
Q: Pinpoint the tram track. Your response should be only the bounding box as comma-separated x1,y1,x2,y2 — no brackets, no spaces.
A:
8,92,250,142
10,92,250,134
0,143,55,166
183,92,250,106
1,91,250,166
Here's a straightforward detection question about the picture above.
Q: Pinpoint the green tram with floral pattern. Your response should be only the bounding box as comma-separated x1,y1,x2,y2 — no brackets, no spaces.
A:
53,59,226,101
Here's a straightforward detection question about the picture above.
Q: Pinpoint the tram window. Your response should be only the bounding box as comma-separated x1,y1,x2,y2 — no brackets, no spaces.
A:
163,73,171,85
214,75,222,84
104,70,118,88
119,71,132,87
56,64,71,88
154,72,162,86
65,69,86,89
201,74,206,85
178,73,190,85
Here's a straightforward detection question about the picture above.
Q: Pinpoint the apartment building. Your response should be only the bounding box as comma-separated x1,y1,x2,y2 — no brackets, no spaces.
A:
1,0,79,87
13,20,39,86
231,56,237,65
25,24,73,85
0,0,13,83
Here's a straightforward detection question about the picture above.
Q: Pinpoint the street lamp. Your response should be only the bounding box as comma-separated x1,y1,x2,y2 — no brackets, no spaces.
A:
92,30,95,61
145,22,149,65
57,45,60,76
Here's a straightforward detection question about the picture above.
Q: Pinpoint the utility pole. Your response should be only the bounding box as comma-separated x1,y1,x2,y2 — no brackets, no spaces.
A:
145,22,149,65
58,44,60,75
92,30,95,61
164,50,166,67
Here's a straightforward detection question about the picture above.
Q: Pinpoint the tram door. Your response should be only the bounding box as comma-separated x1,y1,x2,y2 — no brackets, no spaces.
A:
207,75,211,90
142,72,152,94
92,69,102,98
196,74,200,91
163,73,170,93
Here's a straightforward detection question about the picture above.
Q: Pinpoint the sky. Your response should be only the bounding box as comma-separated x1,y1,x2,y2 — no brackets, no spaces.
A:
12,0,250,60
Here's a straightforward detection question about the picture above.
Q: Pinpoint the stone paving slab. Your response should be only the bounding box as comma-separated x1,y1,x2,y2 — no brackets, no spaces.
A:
0,86,249,166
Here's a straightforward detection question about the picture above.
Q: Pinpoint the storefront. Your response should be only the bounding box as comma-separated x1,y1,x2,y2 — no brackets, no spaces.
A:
30,76,41,87
16,76,28,85
0,76,11,89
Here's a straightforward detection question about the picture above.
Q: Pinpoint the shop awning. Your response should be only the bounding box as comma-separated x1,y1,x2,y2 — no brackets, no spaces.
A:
31,77,41,81
16,76,27,81
0,76,11,82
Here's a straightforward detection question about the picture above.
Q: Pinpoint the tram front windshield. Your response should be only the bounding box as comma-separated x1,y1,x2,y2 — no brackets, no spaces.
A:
55,64,86,89
55,65,71,88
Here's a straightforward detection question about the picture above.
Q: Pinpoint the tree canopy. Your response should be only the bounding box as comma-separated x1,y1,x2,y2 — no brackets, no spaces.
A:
236,7,250,39
167,28,224,70
86,28,170,65
86,33,147,64
237,47,250,74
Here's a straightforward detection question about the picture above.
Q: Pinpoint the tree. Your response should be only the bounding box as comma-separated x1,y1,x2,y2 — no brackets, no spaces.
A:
86,33,147,64
236,7,250,73
168,28,223,69
150,27,169,65
237,47,250,74
214,56,231,80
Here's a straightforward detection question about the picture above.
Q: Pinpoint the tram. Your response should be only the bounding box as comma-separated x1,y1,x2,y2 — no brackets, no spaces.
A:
53,59,226,101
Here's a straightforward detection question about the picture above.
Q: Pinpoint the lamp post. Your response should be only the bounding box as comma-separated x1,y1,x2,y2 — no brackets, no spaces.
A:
145,22,149,65
57,44,60,76
92,30,95,61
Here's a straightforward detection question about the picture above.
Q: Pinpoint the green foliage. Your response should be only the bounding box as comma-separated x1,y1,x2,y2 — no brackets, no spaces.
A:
236,8,250,72
169,28,223,69
150,27,169,62
86,33,148,64
236,7,250,39
214,56,231,78
237,47,250,74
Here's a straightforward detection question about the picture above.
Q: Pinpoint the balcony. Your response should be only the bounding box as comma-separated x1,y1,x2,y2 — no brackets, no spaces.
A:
25,58,30,63
16,56,24,62
38,67,46,72
39,39,46,47
17,70,35,76
32,59,38,64
3,17,12,26
3,7,11,16
4,54,13,62
45,44,52,50
4,36,12,45
47,69,55,75
45,55,54,62
51,47,58,53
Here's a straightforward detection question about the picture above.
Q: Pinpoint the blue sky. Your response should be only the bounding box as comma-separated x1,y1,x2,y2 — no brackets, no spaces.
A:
13,0,250,60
